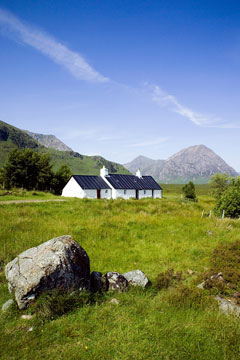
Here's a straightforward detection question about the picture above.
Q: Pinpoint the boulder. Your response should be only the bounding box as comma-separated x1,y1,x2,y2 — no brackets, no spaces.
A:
5,235,90,309
215,295,240,316
90,271,108,292
105,272,128,292
122,270,150,288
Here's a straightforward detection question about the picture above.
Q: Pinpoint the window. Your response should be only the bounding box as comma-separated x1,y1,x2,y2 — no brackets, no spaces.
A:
105,190,108,193
144,190,146,194
124,190,127,195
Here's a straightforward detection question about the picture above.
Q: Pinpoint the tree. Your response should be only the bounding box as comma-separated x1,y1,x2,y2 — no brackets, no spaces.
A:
51,164,72,195
1,148,53,190
182,181,197,201
209,173,231,199
214,178,240,218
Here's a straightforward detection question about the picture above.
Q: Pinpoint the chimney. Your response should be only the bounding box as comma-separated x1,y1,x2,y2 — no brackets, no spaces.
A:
100,166,108,177
136,168,142,178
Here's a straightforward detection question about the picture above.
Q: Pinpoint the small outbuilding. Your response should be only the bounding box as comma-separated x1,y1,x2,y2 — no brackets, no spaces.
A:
62,166,162,200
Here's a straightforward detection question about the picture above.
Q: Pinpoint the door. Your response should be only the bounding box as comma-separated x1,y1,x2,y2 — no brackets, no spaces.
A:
97,189,101,199
136,189,139,200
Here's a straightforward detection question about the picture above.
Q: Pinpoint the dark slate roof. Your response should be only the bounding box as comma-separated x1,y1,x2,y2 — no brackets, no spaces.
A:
106,174,162,190
72,175,111,189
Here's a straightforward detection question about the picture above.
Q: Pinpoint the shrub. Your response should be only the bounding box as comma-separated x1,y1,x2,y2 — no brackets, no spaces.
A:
201,240,240,295
155,269,182,290
166,285,216,309
182,181,197,201
209,173,231,199
214,179,240,218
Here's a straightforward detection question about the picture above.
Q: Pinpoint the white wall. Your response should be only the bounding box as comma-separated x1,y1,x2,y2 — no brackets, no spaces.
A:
62,177,112,199
153,190,162,199
62,177,87,198
112,189,136,199
139,189,153,199
100,189,112,199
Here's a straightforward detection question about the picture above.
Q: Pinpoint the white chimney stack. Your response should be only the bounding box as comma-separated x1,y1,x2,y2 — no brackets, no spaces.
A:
100,166,108,177
136,168,142,178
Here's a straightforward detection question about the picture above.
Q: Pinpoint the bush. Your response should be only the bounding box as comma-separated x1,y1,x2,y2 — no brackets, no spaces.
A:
166,285,216,309
155,269,182,290
214,179,240,218
209,173,231,199
201,240,240,295
182,181,197,201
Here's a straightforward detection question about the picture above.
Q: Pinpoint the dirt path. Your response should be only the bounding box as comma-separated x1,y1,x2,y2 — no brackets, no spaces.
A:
0,199,66,205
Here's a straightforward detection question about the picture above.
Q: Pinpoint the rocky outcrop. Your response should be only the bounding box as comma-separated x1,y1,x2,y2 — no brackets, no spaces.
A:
5,235,90,309
123,270,150,288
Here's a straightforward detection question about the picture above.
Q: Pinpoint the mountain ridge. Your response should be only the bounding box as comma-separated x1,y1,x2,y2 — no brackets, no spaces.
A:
25,130,72,152
124,145,238,184
0,120,130,175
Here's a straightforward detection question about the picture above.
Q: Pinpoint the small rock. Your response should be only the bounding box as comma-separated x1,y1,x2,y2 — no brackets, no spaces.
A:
197,282,205,290
21,314,34,320
105,272,128,292
28,326,34,332
90,271,107,292
215,296,240,316
110,298,120,305
207,231,212,235
2,299,14,312
122,270,150,288
187,269,194,275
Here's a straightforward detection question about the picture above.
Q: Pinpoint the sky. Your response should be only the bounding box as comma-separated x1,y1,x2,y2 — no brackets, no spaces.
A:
0,0,240,169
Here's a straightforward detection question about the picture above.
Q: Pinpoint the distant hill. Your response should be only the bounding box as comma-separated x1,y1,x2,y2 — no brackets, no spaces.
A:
25,131,72,152
0,120,130,175
124,155,165,176
125,145,238,184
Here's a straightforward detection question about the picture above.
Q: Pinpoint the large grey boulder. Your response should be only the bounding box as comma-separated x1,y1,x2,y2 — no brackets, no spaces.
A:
123,270,150,288
5,235,90,309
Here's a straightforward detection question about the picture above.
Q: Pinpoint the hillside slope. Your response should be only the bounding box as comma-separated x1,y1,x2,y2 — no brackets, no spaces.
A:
0,120,129,175
25,131,72,152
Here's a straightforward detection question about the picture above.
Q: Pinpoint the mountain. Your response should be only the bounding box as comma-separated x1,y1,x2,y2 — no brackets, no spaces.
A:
0,120,130,175
25,131,72,152
125,145,238,184
124,155,165,176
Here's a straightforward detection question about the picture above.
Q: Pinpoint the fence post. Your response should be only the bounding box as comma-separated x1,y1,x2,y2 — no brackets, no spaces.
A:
222,210,225,219
209,210,212,218
201,209,205,218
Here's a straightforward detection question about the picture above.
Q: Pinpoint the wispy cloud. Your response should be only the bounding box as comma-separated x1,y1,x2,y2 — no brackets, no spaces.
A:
0,9,108,83
151,85,222,127
127,137,168,148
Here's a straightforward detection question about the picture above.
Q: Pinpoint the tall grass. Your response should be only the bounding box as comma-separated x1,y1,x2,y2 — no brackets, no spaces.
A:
1,189,240,359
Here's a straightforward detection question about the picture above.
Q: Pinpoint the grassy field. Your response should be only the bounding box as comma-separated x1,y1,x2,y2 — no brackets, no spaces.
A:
1,186,240,359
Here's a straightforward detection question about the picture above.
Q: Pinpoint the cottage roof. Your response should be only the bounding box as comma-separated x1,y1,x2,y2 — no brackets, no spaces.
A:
73,175,111,189
105,174,162,190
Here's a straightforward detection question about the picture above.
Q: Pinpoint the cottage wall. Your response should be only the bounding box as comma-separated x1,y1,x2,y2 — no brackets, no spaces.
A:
153,190,162,199
100,189,112,199
112,189,136,199
62,177,87,198
138,189,153,199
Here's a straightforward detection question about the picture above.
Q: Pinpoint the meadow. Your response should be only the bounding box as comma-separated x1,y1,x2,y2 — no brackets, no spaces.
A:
1,185,240,359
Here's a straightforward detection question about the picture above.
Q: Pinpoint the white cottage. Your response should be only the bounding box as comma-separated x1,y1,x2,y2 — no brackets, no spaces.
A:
100,166,162,199
62,166,162,200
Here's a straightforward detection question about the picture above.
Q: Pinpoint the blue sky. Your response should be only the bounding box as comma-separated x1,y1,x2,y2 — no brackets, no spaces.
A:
1,1,240,169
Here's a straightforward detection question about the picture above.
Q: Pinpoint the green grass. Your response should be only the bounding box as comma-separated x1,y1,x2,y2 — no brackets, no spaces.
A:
1,188,240,359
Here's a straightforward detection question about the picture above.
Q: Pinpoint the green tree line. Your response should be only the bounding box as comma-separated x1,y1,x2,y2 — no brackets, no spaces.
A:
0,148,72,195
